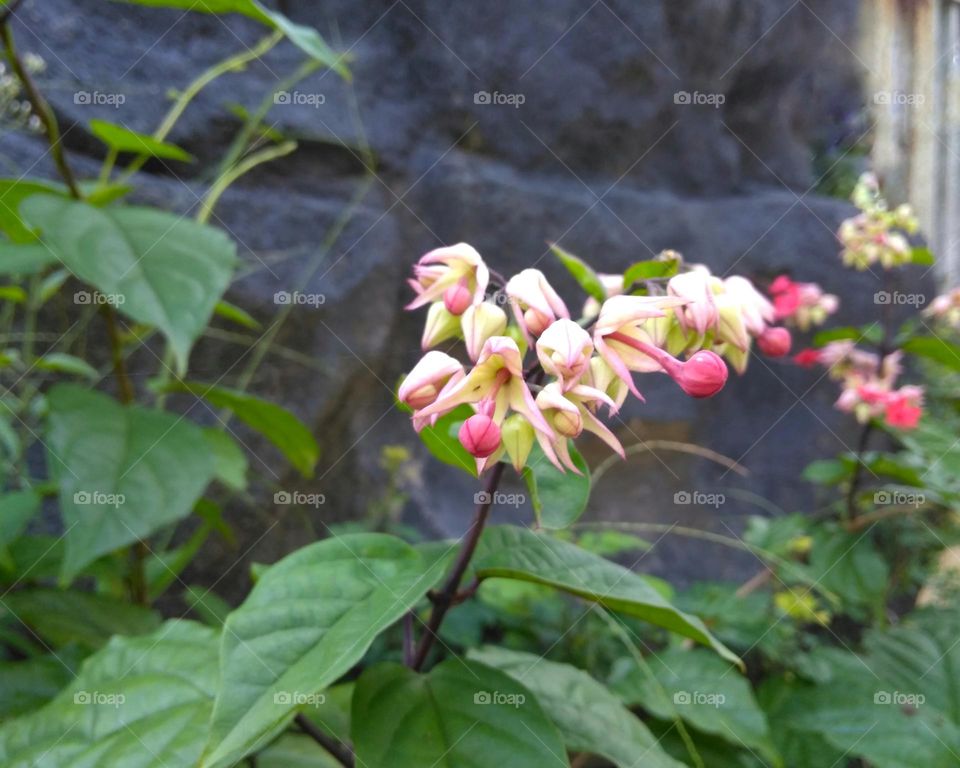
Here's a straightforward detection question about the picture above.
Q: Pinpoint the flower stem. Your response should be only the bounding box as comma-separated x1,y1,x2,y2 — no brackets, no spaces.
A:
410,460,506,671
294,714,354,767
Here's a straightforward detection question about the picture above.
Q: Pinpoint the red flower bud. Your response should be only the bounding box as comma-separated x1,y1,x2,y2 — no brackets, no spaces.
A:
793,348,821,367
675,350,728,398
443,279,473,315
458,414,501,458
757,327,792,357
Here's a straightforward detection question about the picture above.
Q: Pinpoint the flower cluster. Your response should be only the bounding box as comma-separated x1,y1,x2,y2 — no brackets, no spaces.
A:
0,56,45,134
839,173,919,270
399,243,793,473
768,275,838,331
795,341,923,429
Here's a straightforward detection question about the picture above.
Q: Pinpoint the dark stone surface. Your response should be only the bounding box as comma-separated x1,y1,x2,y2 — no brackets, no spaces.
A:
6,0,899,595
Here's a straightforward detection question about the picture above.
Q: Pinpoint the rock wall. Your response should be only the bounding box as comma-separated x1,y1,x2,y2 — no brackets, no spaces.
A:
8,0,906,593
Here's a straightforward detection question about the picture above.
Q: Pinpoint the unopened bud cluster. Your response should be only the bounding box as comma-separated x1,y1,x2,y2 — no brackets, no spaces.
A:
399,243,795,473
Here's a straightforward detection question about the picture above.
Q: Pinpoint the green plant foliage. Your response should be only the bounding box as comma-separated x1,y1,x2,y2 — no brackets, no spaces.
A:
201,534,443,768
523,442,590,528
0,621,219,767
473,526,740,664
21,196,236,372
46,385,216,580
167,382,319,477
352,659,565,768
88,120,194,162
471,646,685,768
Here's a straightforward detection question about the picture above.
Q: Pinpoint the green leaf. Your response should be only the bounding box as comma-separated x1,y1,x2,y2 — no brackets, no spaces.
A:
764,646,960,768
473,525,739,665
257,734,342,767
551,243,605,301
910,246,935,265
610,647,779,764
168,382,318,477
414,402,477,476
201,533,441,768
182,585,232,627
0,620,219,767
802,458,853,485
0,179,63,242
0,588,161,650
214,298,261,329
623,257,680,285
807,528,888,615
352,659,566,768
0,650,81,721
0,490,40,548
111,0,349,77
471,646,685,768
902,336,960,373
813,324,883,347
522,441,590,528
0,242,60,275
0,286,26,303
34,353,98,379
46,384,216,580
203,428,248,491
89,119,194,162
22,195,236,372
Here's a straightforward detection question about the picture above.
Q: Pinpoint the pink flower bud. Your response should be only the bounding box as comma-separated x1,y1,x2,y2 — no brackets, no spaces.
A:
443,278,473,315
458,414,502,458
675,350,728,398
757,327,792,357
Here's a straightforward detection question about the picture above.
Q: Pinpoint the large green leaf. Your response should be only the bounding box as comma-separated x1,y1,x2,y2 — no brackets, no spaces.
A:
352,659,566,768
0,620,219,767
46,385,216,580
523,442,590,528
0,588,160,650
89,119,194,162
0,491,40,549
471,646,685,768
610,647,778,764
201,533,441,768
22,195,236,371
112,0,349,76
0,242,60,274
763,646,960,768
473,525,739,664
168,382,319,477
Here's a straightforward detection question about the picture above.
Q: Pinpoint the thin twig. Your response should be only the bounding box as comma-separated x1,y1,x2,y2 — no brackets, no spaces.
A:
1,19,80,197
592,439,749,485
294,714,354,767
